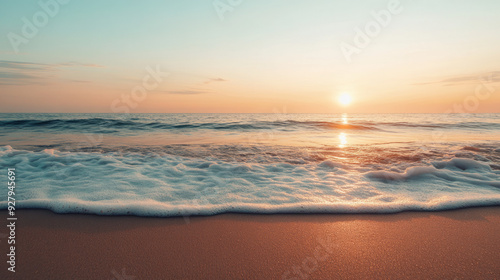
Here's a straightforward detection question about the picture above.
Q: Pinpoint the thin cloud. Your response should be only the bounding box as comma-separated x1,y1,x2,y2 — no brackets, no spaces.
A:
0,60,50,71
0,71,45,85
0,61,49,85
0,71,40,79
0,60,104,85
414,71,500,86
203,77,227,85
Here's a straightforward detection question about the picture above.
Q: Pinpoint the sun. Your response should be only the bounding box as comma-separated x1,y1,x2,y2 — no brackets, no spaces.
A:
338,92,352,106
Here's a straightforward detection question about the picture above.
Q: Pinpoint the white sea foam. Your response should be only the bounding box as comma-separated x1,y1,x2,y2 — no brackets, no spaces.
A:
1,145,499,216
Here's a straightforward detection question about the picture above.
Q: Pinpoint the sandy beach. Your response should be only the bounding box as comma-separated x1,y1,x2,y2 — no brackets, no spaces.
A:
0,207,498,279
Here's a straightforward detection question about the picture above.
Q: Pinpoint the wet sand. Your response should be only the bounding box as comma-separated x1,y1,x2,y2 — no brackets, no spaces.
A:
1,207,499,279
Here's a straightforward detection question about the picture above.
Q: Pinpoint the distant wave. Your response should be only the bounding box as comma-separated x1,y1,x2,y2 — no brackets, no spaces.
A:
375,121,500,130
0,118,379,132
2,117,498,133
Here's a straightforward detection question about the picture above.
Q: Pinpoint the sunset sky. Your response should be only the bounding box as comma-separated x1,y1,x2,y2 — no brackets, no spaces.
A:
1,0,499,113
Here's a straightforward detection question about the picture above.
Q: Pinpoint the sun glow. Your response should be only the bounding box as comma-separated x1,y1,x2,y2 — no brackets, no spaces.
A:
338,93,352,106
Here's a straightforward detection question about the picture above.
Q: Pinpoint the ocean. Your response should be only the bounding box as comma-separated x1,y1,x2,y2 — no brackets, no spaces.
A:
1,113,499,216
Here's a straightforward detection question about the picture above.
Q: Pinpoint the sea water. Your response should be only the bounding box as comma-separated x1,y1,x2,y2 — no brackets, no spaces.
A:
1,113,499,216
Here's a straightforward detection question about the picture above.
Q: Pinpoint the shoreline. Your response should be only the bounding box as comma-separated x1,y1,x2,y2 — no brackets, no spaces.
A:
1,207,500,279
5,203,500,218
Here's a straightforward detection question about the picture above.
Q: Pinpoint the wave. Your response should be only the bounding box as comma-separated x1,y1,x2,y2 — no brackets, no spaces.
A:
1,145,499,216
0,118,380,132
358,120,500,130
2,117,498,133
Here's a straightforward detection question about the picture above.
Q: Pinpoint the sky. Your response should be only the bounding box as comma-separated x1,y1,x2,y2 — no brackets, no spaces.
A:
0,0,499,113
